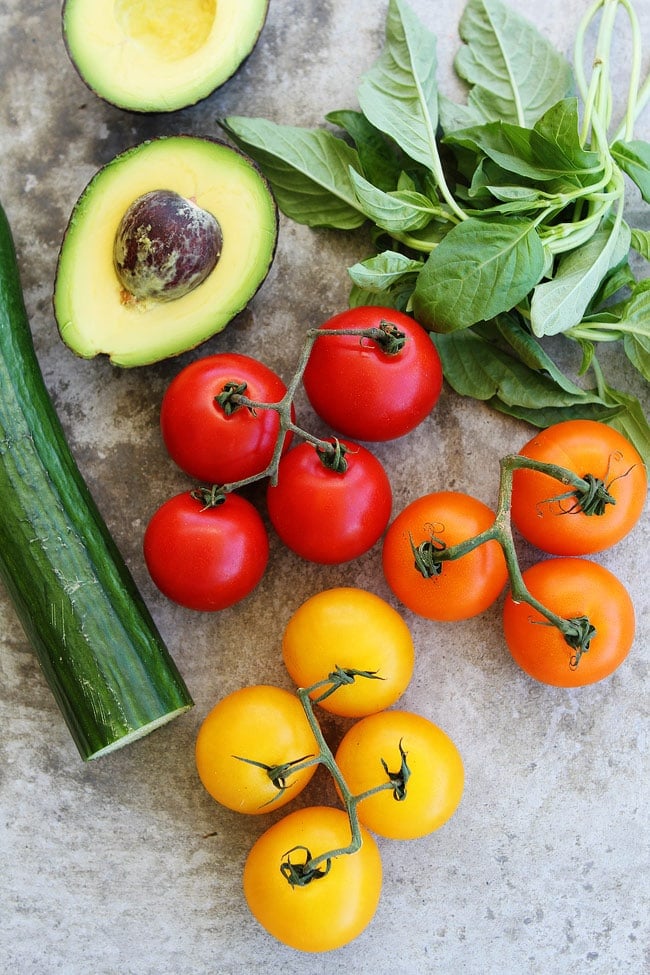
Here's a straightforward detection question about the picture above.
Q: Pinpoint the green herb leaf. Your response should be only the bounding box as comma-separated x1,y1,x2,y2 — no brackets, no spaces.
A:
430,327,611,409
220,117,367,229
349,169,439,233
596,382,650,467
348,250,424,290
625,333,650,382
326,109,403,191
530,217,631,335
630,227,650,259
451,0,573,128
532,99,602,174
488,398,623,427
412,217,545,331
488,314,593,395
357,0,439,172
611,139,650,202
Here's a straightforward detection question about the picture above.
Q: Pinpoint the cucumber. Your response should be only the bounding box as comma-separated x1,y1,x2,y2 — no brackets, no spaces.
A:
0,201,193,760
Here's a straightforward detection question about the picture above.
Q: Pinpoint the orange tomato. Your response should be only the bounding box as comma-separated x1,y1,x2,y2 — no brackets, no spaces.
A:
382,491,508,620
503,557,635,686
511,419,647,555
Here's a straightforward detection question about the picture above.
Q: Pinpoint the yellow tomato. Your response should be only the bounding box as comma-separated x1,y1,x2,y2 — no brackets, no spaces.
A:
195,684,319,814
335,710,464,840
282,587,415,717
243,805,383,952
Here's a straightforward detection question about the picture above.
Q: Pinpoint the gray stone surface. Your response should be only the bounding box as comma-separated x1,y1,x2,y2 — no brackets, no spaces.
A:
1,1,648,972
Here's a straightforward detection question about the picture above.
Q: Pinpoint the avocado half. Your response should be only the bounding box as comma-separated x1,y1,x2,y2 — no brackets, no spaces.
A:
62,0,269,113
53,136,278,367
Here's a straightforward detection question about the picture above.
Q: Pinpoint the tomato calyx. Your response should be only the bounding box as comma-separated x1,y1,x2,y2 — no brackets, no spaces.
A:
530,614,597,669
537,459,640,519
190,485,227,509
233,752,319,806
310,665,384,705
368,320,407,356
379,739,410,802
215,380,252,416
409,530,446,579
316,438,349,474
562,616,597,669
280,845,332,887
541,472,616,518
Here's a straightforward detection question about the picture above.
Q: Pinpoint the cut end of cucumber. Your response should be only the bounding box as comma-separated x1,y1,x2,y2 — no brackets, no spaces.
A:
84,702,194,761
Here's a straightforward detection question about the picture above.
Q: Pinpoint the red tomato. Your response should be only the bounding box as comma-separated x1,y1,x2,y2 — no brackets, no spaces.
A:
503,557,635,687
143,491,269,611
511,419,647,555
160,352,293,484
266,439,393,564
302,306,443,441
382,491,508,620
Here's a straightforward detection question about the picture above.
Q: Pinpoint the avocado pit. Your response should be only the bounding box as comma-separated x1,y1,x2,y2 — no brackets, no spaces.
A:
114,189,222,303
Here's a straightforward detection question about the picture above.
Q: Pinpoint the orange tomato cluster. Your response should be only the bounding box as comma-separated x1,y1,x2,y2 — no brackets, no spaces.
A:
382,420,645,688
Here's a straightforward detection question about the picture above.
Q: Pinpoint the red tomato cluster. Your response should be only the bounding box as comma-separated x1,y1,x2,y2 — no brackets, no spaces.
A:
144,306,443,610
195,587,464,952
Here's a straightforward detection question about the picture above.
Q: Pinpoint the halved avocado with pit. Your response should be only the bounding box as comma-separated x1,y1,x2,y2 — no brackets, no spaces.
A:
62,0,269,113
54,136,278,367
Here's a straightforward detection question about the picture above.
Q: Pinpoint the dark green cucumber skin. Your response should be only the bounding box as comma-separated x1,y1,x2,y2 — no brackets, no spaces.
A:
0,202,193,760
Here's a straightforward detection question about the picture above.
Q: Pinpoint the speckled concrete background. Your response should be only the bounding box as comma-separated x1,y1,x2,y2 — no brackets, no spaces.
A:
1,1,648,973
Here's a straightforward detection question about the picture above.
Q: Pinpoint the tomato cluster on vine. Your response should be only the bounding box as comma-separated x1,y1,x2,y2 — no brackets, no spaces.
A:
143,305,443,605
195,587,464,953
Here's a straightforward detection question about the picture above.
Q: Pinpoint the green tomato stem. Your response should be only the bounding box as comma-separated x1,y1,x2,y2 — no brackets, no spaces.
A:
413,454,604,653
270,675,411,882
211,325,407,491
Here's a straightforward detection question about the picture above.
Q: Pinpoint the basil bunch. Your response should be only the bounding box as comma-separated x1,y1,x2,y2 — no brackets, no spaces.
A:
222,0,650,462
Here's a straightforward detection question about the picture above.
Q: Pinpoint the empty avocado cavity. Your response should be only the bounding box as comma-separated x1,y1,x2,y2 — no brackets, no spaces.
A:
62,0,270,112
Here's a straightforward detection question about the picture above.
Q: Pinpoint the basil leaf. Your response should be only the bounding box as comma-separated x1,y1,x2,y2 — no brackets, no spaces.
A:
488,314,591,395
349,169,439,233
412,217,545,331
220,117,366,230
348,251,423,310
451,0,573,127
611,139,650,203
630,227,650,260
597,383,650,467
439,94,484,134
445,123,550,181
348,250,423,291
624,334,650,382
446,103,601,184
326,109,403,191
532,99,602,174
430,328,609,408
356,0,444,178
531,218,631,336
489,398,623,427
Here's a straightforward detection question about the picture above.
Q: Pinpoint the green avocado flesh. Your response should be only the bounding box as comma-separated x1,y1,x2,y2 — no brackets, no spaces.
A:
53,137,278,367
62,0,269,112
